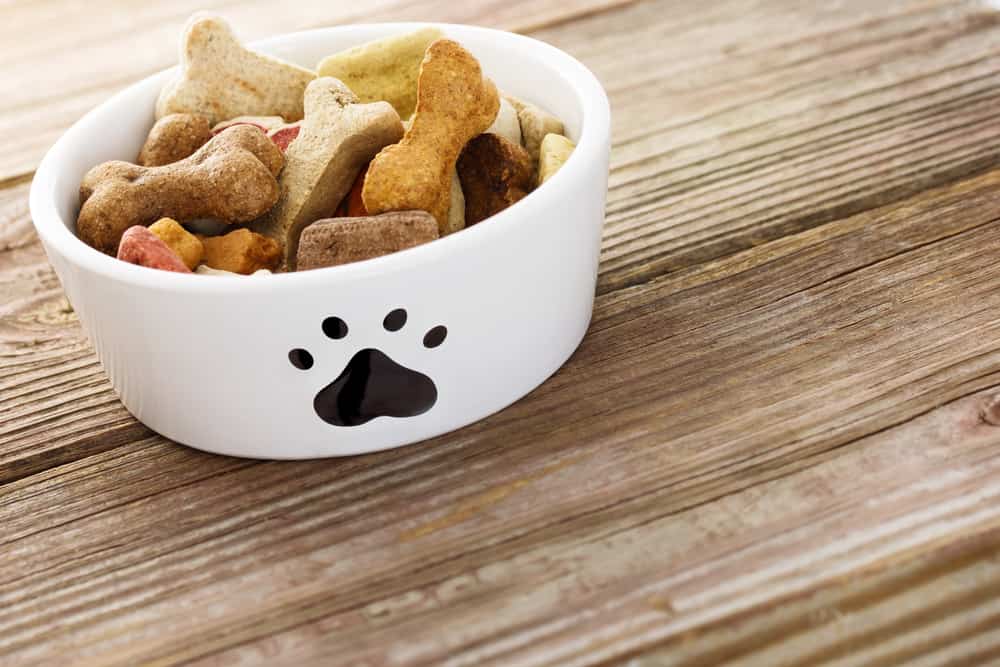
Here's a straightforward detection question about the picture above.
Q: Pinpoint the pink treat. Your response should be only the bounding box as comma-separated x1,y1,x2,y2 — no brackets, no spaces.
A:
267,122,302,152
116,226,192,273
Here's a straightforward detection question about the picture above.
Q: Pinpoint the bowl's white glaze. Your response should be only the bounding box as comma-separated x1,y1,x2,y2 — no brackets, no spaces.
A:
28,23,611,458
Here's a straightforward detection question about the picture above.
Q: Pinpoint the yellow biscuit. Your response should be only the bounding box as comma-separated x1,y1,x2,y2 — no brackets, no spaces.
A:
317,28,443,119
537,133,575,185
148,217,204,269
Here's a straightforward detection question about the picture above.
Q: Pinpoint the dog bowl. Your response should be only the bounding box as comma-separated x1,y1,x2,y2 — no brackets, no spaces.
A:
28,23,611,458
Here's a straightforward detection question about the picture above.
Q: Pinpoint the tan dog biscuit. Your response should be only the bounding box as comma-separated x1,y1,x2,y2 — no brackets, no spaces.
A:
78,124,284,255
457,133,534,225
156,14,316,125
362,39,499,233
505,95,565,161
317,27,443,119
485,97,521,146
538,133,575,185
137,113,212,166
200,228,281,274
251,77,403,269
297,211,438,270
148,217,204,269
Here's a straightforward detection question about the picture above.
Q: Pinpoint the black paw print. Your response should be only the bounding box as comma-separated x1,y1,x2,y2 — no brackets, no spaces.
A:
289,309,447,427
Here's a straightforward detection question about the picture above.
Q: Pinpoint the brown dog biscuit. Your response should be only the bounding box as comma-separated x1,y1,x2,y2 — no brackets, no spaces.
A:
200,228,281,274
362,39,499,233
505,95,565,161
297,211,438,270
78,124,284,255
156,14,316,125
317,27,443,120
457,133,534,225
251,77,403,269
137,113,212,166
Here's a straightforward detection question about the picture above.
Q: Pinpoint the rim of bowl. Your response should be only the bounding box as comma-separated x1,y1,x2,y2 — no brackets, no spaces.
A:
29,22,611,294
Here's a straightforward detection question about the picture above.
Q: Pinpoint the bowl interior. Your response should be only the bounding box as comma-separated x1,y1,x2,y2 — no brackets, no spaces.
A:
44,23,590,242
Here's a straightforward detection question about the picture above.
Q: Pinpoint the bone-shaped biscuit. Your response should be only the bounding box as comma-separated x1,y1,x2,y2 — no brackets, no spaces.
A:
251,77,403,269
317,27,444,120
138,113,212,166
156,14,316,125
78,125,284,255
362,39,499,233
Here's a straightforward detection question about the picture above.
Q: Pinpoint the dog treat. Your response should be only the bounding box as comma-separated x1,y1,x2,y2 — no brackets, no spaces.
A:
211,115,286,134
297,211,438,270
486,97,522,146
138,113,213,167
505,95,564,161
156,14,316,125
363,39,499,233
78,124,284,254
317,27,444,119
117,226,192,273
148,217,204,270
252,77,403,269
335,167,369,217
457,133,534,225
213,116,300,151
195,265,272,276
445,170,465,235
538,133,575,185
200,228,281,274
267,121,302,152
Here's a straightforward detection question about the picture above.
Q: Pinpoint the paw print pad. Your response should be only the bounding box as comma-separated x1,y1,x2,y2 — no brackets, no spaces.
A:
289,309,446,427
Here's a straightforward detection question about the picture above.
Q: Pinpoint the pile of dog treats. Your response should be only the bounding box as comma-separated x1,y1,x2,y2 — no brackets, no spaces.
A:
75,15,576,275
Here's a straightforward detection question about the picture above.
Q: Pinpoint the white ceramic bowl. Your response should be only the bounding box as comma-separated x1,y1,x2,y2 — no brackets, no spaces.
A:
29,23,611,458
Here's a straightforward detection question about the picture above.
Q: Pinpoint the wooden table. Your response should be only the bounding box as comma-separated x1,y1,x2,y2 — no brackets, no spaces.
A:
3,1,1000,664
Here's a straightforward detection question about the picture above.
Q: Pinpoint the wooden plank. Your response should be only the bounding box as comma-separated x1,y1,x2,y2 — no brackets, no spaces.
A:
530,0,1000,291
3,169,1000,664
622,527,1000,667
5,0,1000,480
0,0,633,182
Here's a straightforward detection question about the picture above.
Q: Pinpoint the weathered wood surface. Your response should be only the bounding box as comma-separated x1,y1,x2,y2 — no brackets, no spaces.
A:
3,0,1000,665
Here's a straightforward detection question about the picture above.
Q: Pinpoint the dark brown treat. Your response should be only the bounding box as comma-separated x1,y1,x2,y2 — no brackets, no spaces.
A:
296,211,438,270
78,125,284,255
456,133,534,225
137,113,213,166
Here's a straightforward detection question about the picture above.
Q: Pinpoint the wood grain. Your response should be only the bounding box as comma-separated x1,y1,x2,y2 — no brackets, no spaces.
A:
4,169,1000,664
3,0,1000,664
